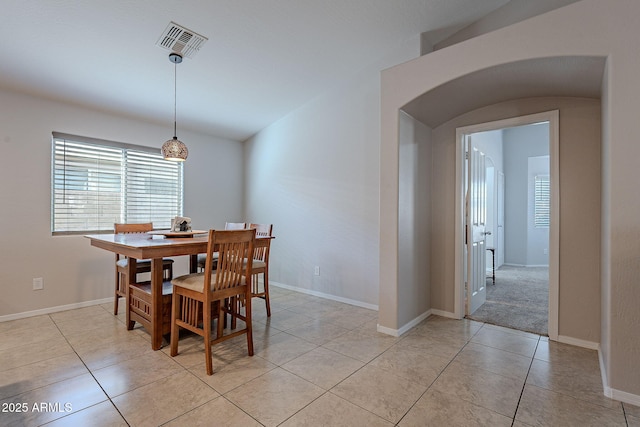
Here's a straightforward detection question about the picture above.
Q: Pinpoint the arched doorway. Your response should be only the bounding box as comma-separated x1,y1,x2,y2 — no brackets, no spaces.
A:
380,56,605,339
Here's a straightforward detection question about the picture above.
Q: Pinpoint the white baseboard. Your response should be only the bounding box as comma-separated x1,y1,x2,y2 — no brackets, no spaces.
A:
557,335,599,350
607,387,640,407
598,347,640,406
377,309,432,337
271,282,444,337
376,309,461,337
599,348,610,400
503,263,549,268
270,281,378,311
3,282,379,322
430,309,459,319
0,297,113,322
376,324,401,337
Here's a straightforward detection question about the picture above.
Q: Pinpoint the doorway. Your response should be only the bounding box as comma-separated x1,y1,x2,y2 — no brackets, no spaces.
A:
466,128,550,335
454,111,559,341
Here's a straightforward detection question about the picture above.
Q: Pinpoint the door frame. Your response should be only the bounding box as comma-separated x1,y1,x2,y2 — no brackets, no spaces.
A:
453,110,559,340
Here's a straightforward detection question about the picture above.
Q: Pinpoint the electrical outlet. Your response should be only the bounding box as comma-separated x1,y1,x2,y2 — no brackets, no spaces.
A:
314,266,320,276
543,248,548,255
33,277,44,290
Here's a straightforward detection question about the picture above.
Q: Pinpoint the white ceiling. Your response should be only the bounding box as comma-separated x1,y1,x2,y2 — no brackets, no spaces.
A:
0,0,510,141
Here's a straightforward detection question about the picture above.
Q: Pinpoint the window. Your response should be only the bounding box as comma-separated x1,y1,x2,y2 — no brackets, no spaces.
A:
52,133,183,235
534,174,550,228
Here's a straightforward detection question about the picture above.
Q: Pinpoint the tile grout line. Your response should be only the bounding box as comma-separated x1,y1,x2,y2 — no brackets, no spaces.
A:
395,319,485,425
170,302,341,426
510,336,541,427
209,308,382,426
273,320,409,425
47,312,132,427
621,402,630,427
275,330,378,425
76,303,268,426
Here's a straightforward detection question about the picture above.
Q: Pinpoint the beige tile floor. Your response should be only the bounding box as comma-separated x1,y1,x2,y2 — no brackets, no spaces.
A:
0,286,637,426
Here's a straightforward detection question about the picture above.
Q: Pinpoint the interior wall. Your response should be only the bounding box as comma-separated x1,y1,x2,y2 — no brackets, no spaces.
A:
398,112,432,327
0,88,244,318
503,124,549,266
434,0,581,50
527,155,550,266
601,46,640,400
244,37,420,308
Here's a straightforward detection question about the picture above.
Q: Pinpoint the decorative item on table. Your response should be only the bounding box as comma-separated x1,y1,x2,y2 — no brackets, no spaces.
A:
171,216,192,232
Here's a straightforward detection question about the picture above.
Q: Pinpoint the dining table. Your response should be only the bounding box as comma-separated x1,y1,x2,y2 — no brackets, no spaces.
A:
86,230,272,350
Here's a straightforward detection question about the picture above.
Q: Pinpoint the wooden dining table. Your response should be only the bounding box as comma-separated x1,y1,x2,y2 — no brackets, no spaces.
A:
86,231,272,350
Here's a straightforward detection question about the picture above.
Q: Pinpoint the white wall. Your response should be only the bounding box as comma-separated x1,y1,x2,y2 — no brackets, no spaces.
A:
527,155,550,266
244,37,420,308
0,88,244,318
503,124,549,266
398,112,432,328
434,0,580,50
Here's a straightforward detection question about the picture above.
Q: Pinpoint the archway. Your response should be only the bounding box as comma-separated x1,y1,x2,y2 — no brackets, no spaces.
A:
380,56,605,338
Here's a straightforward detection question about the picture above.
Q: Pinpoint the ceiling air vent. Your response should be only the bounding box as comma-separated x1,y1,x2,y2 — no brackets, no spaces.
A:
156,21,208,59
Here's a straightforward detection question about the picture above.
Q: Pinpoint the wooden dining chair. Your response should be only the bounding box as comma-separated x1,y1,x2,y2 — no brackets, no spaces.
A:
196,222,247,271
247,223,274,317
170,228,256,375
113,223,174,315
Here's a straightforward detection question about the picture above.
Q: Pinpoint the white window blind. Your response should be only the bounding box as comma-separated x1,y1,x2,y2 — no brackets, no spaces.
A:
52,133,183,235
534,174,550,228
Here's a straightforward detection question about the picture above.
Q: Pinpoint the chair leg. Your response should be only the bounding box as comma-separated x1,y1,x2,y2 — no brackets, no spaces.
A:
204,299,213,376
245,290,254,356
170,293,180,357
230,296,237,330
217,303,225,339
263,271,271,317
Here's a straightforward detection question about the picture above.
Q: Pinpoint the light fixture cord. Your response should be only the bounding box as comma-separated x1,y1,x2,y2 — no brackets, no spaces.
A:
173,60,177,138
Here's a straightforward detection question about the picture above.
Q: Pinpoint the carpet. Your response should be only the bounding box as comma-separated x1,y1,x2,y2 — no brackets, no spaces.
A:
467,265,549,336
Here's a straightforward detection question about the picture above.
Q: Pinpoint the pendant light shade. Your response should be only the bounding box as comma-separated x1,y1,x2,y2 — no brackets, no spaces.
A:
162,52,188,161
161,136,188,161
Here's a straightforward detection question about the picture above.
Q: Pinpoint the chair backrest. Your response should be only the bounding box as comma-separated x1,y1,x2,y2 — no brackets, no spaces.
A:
249,224,273,262
249,223,273,237
225,222,247,230
203,229,256,296
114,223,153,234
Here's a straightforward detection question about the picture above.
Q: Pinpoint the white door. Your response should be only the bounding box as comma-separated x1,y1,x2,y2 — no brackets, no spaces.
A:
466,136,488,315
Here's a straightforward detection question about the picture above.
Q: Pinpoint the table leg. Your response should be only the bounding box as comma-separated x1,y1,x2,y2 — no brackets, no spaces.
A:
151,258,164,350
189,254,198,273
126,258,137,330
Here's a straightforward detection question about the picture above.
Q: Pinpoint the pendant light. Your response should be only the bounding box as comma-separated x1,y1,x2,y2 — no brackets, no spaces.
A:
161,52,188,161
